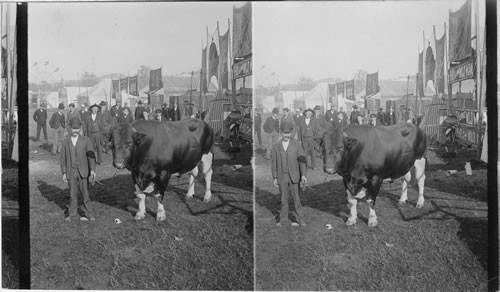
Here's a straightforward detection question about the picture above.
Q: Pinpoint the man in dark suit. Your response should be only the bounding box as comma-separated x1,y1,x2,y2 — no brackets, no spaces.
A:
376,108,386,126
254,109,262,149
60,117,97,222
297,108,320,170
85,104,105,164
350,105,362,125
49,103,66,155
272,121,308,227
385,106,397,125
79,103,89,135
100,101,113,154
263,107,280,160
170,102,181,121
162,103,171,121
33,102,48,142
325,103,337,125
135,100,146,120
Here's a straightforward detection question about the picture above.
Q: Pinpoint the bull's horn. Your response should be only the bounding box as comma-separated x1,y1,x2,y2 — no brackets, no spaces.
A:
343,131,348,137
131,126,137,133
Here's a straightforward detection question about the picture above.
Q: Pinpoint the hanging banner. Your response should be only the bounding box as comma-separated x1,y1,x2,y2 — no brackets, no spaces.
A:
328,83,336,104
149,67,162,92
425,46,436,85
366,72,379,97
232,2,252,59
208,41,219,80
201,47,208,93
233,57,252,79
218,28,229,89
336,82,344,98
345,80,355,101
129,75,138,96
435,32,446,94
112,79,119,99
119,78,128,93
449,0,472,63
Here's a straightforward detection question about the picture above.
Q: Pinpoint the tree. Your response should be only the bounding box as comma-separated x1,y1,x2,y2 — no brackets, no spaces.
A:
137,65,150,90
80,72,99,87
297,76,315,91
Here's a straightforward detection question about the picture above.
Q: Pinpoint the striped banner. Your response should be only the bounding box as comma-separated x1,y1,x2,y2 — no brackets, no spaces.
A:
205,94,230,138
419,96,447,143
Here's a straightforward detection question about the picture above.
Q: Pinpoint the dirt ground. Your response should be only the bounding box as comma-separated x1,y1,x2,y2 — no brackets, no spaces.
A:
27,108,254,289
253,131,488,291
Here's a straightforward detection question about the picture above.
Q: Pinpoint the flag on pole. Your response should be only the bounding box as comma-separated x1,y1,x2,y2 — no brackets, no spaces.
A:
366,72,379,97
328,83,336,104
119,77,128,93
218,27,229,89
435,32,446,94
149,68,162,92
345,80,355,101
112,79,119,100
336,82,345,99
129,75,138,96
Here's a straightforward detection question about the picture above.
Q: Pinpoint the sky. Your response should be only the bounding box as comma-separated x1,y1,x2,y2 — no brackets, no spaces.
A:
254,0,485,87
28,2,238,83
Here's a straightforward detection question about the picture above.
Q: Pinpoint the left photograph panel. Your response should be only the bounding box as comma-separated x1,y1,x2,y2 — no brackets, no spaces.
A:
28,2,253,289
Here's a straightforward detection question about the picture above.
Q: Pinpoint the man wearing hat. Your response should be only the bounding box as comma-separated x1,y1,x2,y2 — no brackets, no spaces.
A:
110,101,123,125
162,103,171,121
85,104,105,164
60,117,97,222
79,103,89,135
314,105,326,130
170,102,181,121
350,105,362,125
154,109,164,122
325,103,337,124
281,108,295,138
254,108,262,149
376,108,387,126
33,102,48,142
135,100,146,120
384,106,397,126
49,103,66,155
369,113,379,127
100,101,113,154
271,121,308,227
263,107,280,160
297,108,320,170
66,103,83,136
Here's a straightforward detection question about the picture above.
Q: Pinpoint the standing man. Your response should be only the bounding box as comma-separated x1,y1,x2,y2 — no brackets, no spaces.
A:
314,105,326,130
338,106,348,124
100,101,113,154
297,108,320,170
66,103,82,135
281,107,295,138
376,108,386,126
60,117,96,222
110,101,123,125
154,109,164,122
350,105,362,125
325,103,337,124
272,121,308,227
369,113,379,127
385,106,397,125
79,103,89,135
263,107,280,160
49,103,66,155
85,104,104,165
162,103,171,121
135,100,146,120
170,102,181,121
118,107,134,125
33,102,48,142
335,111,348,128
254,108,262,149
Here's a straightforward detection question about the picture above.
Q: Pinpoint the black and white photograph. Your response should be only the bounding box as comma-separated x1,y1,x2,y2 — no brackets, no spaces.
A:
27,2,253,289
253,1,488,290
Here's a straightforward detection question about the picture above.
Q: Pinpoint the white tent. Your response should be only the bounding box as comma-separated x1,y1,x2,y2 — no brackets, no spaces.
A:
43,91,59,109
258,95,275,113
86,78,112,105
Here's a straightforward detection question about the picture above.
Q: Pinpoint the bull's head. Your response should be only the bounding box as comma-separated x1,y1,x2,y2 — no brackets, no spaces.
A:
316,127,357,175
110,123,146,169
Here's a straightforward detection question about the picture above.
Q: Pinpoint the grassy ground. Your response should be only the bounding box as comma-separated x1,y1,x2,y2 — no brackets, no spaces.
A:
29,107,254,289
254,125,488,291
2,159,19,289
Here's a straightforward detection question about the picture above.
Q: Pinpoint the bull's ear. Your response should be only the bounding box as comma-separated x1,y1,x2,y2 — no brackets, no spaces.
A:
343,136,358,151
132,132,147,146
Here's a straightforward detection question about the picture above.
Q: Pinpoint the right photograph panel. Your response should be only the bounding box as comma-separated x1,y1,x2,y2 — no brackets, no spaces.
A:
253,1,488,290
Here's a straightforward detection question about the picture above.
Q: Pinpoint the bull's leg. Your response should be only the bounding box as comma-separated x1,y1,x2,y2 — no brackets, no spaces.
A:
367,199,377,227
185,164,199,200
399,171,412,205
155,171,170,222
201,152,214,203
134,184,146,220
414,157,426,208
346,189,358,226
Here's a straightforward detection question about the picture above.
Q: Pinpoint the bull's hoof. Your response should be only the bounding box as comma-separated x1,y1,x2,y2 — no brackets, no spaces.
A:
368,217,378,227
398,199,407,205
203,191,212,203
416,200,425,208
156,213,166,222
185,193,194,200
346,217,357,226
134,213,145,220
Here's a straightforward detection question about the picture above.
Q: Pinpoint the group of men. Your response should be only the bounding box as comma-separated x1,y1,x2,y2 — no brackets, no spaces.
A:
259,103,402,227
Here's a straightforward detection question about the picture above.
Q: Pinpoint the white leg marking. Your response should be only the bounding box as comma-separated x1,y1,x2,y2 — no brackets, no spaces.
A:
134,184,146,220
354,187,367,199
367,199,378,227
414,157,426,208
185,165,199,199
201,153,214,203
346,190,358,226
399,171,411,205
155,194,166,222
